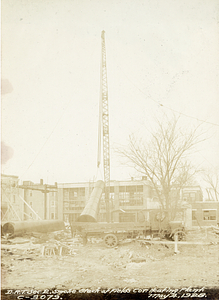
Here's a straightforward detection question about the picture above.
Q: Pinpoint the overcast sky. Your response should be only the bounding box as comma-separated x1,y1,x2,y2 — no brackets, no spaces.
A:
1,0,219,186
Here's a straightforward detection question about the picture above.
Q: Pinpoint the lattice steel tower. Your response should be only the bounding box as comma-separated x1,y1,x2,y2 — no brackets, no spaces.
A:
98,30,110,222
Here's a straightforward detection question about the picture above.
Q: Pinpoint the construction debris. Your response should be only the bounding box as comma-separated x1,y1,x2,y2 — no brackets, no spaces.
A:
1,228,219,290
210,225,219,235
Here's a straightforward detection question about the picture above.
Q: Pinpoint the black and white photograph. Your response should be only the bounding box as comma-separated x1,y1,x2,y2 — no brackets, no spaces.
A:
1,0,219,299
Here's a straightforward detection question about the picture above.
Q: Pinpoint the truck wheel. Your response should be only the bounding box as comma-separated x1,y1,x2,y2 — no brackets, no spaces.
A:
158,230,166,239
104,233,118,248
173,230,186,241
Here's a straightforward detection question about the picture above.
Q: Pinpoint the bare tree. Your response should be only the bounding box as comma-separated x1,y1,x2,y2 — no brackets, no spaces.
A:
203,168,219,201
118,115,204,219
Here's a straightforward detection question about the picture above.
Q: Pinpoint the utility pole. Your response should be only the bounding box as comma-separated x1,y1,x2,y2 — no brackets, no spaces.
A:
19,180,57,220
99,30,110,222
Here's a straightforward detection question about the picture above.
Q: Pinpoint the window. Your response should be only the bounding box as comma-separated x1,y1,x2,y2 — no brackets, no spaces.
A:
192,210,197,220
30,201,33,207
203,210,216,221
119,196,143,206
79,188,85,197
69,214,80,222
30,191,32,196
51,213,54,219
110,186,114,193
100,199,106,210
183,193,189,201
119,192,129,201
119,186,126,193
126,186,136,193
69,189,78,199
119,185,143,205
119,198,130,206
148,187,153,198
189,193,196,202
64,189,69,200
64,214,69,222
137,185,143,192
110,193,114,199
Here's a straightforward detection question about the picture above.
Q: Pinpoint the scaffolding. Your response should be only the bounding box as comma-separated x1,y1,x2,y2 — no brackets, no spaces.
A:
1,175,44,222
1,175,22,221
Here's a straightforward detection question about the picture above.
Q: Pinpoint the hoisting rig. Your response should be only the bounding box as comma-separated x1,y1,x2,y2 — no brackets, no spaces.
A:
72,31,186,245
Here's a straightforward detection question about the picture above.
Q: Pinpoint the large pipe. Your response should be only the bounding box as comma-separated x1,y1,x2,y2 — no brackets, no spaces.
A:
2,220,65,237
77,180,104,222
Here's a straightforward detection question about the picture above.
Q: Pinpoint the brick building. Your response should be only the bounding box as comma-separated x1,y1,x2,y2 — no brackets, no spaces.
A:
3,174,212,228
57,178,206,228
181,186,203,203
58,177,161,223
192,201,219,227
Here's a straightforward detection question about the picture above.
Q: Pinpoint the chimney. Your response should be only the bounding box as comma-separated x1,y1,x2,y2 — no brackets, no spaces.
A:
40,179,44,185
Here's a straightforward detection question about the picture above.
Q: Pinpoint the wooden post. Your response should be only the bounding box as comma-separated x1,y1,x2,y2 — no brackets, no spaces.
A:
174,233,179,254
82,232,87,246
44,187,47,220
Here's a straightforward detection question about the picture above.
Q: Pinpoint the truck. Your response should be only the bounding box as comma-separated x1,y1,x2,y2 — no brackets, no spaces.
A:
70,181,186,247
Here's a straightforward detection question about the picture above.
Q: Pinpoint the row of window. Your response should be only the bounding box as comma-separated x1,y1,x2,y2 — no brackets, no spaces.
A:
27,212,57,219
119,192,143,199
63,186,145,199
119,186,143,193
62,186,204,204
28,200,57,208
64,201,84,207
183,192,197,202
63,199,85,203
192,209,217,221
100,193,115,200
26,191,57,197
64,207,84,211
63,188,86,199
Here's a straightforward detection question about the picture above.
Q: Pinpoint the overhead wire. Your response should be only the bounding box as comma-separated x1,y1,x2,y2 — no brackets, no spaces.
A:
21,34,219,179
133,82,219,128
106,38,219,128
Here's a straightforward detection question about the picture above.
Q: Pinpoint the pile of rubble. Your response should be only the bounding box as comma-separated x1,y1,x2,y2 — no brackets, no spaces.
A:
1,229,84,259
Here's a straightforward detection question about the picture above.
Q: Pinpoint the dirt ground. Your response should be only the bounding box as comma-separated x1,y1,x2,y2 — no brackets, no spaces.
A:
1,228,219,291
